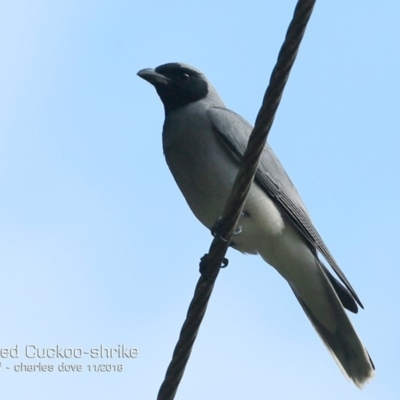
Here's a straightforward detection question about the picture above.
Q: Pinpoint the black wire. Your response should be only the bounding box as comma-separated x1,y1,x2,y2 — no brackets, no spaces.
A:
156,1,316,399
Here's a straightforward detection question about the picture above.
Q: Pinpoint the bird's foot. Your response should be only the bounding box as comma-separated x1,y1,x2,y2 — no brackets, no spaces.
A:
199,254,229,281
211,216,242,242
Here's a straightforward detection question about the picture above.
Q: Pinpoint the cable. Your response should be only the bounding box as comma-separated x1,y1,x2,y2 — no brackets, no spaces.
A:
156,1,316,398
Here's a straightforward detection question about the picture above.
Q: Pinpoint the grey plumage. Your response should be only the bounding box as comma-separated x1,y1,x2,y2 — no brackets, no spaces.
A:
137,62,374,387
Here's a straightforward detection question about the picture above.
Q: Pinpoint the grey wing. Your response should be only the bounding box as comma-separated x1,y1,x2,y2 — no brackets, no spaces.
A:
207,106,363,308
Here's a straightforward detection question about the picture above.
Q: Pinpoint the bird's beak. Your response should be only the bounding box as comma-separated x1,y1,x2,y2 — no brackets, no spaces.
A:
137,68,170,87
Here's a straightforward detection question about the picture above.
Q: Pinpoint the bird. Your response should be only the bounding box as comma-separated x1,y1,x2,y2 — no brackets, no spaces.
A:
137,62,375,387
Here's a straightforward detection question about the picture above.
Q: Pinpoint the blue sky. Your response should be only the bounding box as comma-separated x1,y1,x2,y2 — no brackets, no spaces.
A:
1,1,399,399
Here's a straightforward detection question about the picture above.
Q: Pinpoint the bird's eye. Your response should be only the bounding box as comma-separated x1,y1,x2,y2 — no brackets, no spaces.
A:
181,73,190,80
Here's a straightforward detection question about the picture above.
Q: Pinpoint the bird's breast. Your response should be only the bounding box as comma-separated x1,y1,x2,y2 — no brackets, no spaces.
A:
163,107,238,228
162,103,285,254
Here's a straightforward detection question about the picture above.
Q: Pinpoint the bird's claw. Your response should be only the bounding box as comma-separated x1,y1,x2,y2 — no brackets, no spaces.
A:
211,216,242,242
199,254,229,280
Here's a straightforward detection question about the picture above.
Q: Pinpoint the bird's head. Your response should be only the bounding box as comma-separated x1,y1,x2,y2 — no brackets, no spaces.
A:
137,62,223,113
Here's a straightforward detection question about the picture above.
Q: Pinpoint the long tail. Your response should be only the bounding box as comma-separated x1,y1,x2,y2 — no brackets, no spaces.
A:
289,265,375,387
